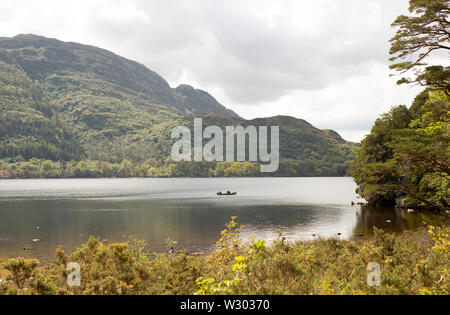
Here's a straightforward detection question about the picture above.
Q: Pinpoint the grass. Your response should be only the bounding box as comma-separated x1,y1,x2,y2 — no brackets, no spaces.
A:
0,217,448,295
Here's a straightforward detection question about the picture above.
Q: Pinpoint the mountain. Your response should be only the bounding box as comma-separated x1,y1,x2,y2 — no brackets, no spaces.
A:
174,84,240,118
0,34,241,117
177,115,357,176
0,34,357,177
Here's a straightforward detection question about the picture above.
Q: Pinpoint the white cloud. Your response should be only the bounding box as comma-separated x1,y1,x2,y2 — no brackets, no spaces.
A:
0,0,425,142
97,0,150,25
231,62,422,142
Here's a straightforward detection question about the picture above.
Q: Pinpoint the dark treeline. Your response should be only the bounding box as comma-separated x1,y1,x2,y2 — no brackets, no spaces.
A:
0,158,350,179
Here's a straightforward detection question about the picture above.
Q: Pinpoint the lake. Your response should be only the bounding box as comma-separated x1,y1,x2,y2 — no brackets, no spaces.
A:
0,177,434,263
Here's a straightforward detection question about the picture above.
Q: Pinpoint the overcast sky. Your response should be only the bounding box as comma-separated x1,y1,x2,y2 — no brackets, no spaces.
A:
0,0,428,142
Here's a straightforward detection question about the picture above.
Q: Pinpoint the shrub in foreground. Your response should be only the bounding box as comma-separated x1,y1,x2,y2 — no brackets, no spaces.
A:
0,217,448,295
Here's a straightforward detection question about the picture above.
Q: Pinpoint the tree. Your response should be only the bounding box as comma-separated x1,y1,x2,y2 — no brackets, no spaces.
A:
390,91,450,211
350,0,450,211
390,0,450,95
351,90,449,211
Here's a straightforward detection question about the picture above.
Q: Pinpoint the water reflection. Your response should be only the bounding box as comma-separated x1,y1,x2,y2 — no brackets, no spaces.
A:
353,206,444,237
0,178,443,263
0,200,353,262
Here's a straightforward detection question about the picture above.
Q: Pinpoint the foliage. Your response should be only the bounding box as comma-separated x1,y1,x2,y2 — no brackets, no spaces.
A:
3,258,39,291
351,90,449,211
389,0,450,95
0,61,83,161
352,0,449,212
0,218,448,295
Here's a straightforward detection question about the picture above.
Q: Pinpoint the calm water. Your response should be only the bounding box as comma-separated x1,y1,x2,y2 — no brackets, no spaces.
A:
0,178,434,263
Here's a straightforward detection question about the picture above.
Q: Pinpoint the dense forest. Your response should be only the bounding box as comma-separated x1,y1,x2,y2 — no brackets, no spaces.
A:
351,0,449,213
0,35,357,178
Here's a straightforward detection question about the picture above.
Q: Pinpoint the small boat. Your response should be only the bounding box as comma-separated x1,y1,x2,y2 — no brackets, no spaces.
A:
217,191,237,196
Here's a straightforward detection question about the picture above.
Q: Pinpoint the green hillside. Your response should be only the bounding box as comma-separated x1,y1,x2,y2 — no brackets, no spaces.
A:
0,34,357,178
0,54,83,161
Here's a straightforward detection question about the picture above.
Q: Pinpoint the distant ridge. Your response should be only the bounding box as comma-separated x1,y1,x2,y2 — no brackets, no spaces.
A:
0,34,241,118
0,34,357,176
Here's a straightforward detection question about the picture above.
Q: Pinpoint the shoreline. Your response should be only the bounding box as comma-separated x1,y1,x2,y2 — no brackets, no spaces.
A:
0,218,444,272
1,224,448,295
0,175,354,180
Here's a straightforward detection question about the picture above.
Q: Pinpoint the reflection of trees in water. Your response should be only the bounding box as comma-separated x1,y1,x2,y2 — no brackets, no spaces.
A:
353,206,442,237
354,207,407,237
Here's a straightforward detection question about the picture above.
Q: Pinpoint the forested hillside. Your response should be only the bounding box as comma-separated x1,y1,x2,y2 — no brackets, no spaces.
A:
0,34,357,178
0,56,83,161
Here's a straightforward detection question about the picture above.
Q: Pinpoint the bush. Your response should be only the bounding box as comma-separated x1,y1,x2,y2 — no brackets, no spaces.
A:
0,219,448,295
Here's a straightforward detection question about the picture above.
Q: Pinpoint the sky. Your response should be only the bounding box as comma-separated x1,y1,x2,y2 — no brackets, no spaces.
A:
0,0,429,142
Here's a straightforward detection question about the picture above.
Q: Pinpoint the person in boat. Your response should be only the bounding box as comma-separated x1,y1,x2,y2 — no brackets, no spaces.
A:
217,190,236,195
